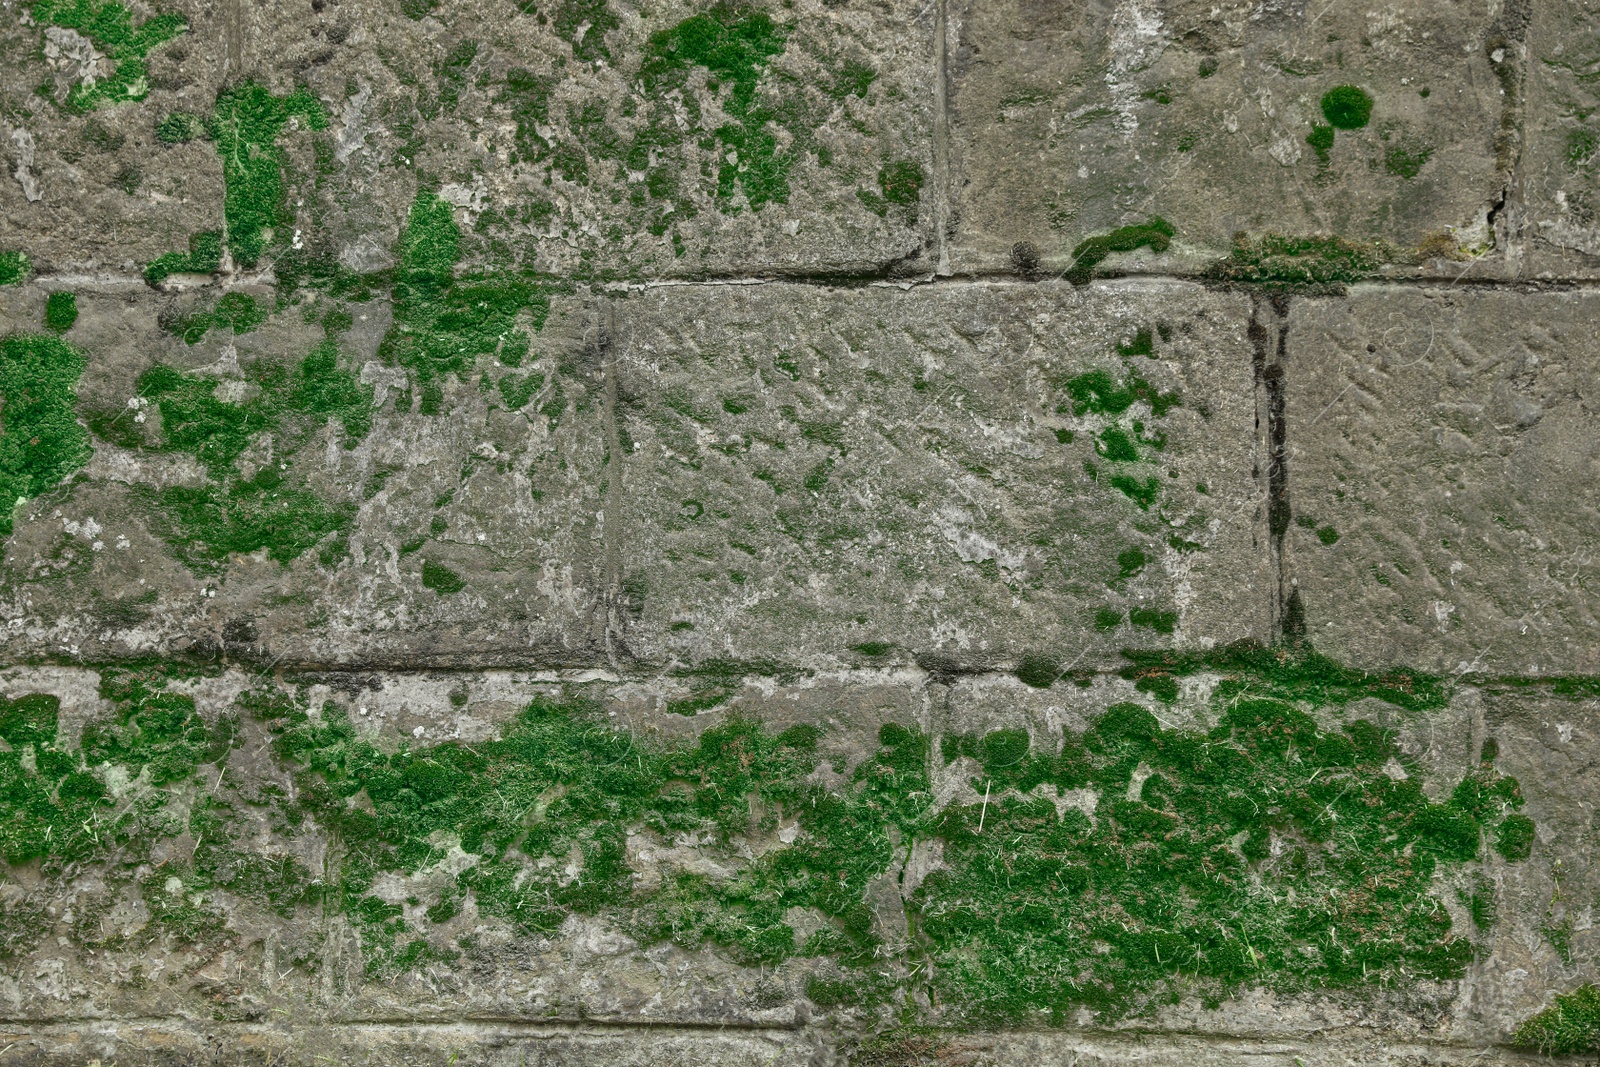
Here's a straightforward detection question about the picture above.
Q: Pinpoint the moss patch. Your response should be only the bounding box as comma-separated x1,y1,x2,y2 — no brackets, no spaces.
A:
130,339,372,569
0,251,31,286
44,292,78,333
29,0,186,112
1320,85,1374,131
1203,233,1384,290
1512,984,1600,1056
0,334,92,539
1066,218,1174,286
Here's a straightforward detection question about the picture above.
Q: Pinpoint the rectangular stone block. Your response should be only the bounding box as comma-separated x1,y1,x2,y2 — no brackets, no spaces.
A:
615,279,1273,673
0,284,609,667
2,0,938,284
946,0,1518,274
1285,287,1600,674
1517,0,1600,280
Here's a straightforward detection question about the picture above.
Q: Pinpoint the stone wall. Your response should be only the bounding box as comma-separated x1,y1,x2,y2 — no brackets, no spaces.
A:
0,0,1597,1062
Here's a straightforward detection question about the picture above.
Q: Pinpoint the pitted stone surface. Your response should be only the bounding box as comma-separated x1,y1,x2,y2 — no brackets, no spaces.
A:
1285,287,1600,675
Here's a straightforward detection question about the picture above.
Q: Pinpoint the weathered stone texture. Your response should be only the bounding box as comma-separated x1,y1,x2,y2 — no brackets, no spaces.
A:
1286,287,1600,674
2,0,1599,1063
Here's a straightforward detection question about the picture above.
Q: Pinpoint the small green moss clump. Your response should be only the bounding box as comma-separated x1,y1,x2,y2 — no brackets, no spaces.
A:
1494,813,1535,860
0,334,92,538
1320,85,1373,130
421,559,465,594
1306,123,1335,166
160,292,265,344
1384,144,1433,180
0,251,30,286
858,160,924,223
1203,233,1384,290
155,111,204,144
1016,653,1060,689
1065,217,1175,286
1057,368,1180,419
29,0,186,112
44,292,78,333
1512,984,1600,1056
143,231,222,286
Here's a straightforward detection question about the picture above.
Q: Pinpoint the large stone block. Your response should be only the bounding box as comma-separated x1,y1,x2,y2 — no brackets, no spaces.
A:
0,284,609,667
1517,0,1600,280
1284,287,1600,674
615,278,1273,672
1,0,938,284
945,0,1520,274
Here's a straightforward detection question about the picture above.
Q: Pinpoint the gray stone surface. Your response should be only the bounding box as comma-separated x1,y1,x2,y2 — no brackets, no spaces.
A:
1285,286,1600,675
944,0,1521,275
615,279,1272,670
1,0,1599,1062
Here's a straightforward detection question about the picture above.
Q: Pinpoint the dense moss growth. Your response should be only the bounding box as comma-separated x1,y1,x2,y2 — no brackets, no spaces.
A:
381,191,548,412
253,691,926,977
0,251,31,286
143,82,325,280
920,695,1524,1023
211,83,328,268
638,6,790,210
29,0,186,112
129,340,372,568
0,664,1531,1020
1066,218,1175,286
1119,641,1449,711
1203,233,1384,289
1320,85,1374,131
0,333,92,538
143,231,222,286
44,292,78,333
1512,984,1600,1056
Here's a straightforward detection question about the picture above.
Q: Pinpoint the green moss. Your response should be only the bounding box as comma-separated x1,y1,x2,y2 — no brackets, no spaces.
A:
0,251,31,286
382,191,549,407
1016,654,1060,689
554,0,618,62
858,160,923,223
143,231,222,286
421,559,465,593
1065,217,1174,286
0,334,92,539
160,292,265,344
1320,85,1373,130
1058,367,1180,419
1494,813,1535,860
1306,123,1335,166
1567,128,1598,171
1203,233,1384,290
132,340,372,568
44,292,78,333
637,5,792,211
1109,474,1160,510
211,82,328,268
1512,985,1600,1056
155,111,205,144
1384,144,1432,180
1119,641,1449,713
28,0,186,112
1128,607,1177,634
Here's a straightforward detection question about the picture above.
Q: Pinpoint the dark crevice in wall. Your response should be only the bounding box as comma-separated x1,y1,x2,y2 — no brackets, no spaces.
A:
1250,295,1295,640
593,302,631,669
